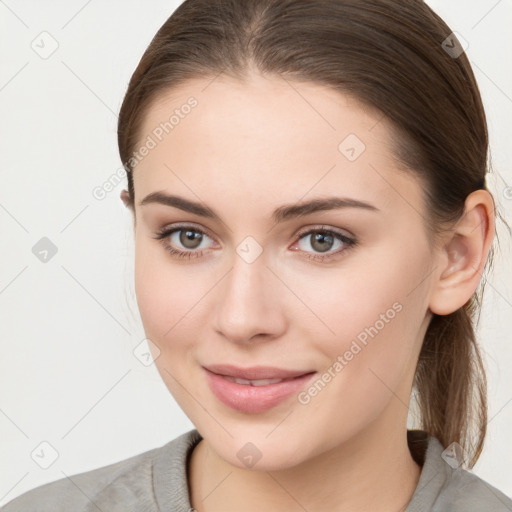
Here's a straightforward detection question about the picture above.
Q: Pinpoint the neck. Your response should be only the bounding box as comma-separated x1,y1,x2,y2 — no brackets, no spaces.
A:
188,403,422,512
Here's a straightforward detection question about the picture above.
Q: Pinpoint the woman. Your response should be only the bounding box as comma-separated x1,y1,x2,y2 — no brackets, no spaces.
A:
3,0,511,510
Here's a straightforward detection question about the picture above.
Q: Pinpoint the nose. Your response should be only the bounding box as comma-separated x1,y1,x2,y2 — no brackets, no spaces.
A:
213,252,287,345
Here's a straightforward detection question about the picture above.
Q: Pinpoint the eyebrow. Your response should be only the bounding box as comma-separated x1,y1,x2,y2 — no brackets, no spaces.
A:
139,191,379,223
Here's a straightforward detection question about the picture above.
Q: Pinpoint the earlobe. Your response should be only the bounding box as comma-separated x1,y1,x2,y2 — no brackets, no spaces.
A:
429,190,495,316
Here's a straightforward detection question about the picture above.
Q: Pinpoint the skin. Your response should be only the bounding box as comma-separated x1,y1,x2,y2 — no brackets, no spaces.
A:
121,72,495,512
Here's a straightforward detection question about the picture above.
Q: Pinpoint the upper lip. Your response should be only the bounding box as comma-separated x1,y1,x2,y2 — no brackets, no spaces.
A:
204,364,315,380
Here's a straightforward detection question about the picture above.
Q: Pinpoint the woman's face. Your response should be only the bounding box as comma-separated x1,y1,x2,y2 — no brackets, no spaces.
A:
131,72,438,470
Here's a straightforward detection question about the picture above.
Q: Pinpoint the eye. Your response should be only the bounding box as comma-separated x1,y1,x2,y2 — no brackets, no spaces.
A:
290,226,357,262
153,224,216,259
153,223,357,262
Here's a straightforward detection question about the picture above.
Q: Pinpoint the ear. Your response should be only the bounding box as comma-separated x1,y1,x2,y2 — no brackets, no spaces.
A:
120,189,137,229
120,189,131,207
429,189,495,316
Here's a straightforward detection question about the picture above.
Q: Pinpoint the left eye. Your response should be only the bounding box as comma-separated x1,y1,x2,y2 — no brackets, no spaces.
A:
292,228,355,256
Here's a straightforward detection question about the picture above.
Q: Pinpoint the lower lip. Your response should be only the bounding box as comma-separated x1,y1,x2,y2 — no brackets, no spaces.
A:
204,368,316,413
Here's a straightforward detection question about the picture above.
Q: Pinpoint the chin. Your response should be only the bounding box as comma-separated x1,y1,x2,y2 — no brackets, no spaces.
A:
204,427,314,472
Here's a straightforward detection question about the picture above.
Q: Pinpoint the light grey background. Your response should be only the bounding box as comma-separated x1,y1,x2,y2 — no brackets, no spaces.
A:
0,0,511,505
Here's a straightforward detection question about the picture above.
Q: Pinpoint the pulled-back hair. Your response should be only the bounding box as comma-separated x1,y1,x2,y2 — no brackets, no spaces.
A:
117,0,509,467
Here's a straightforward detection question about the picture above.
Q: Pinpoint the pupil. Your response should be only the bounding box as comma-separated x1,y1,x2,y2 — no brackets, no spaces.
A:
312,232,333,253
180,230,202,249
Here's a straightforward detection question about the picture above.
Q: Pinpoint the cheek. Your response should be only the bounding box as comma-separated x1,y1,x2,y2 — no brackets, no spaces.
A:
134,237,185,339
319,233,431,344
304,244,430,393
133,235,217,348
296,286,424,442
134,239,167,336
134,245,206,405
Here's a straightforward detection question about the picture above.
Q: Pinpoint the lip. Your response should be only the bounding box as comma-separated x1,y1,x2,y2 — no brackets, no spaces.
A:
204,364,313,380
203,365,316,414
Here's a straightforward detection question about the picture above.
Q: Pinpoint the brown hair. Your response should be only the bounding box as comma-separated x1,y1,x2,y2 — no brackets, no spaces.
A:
117,0,509,467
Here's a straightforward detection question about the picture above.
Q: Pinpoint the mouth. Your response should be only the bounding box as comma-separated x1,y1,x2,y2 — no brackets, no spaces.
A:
203,364,317,413
220,375,298,386
204,363,314,381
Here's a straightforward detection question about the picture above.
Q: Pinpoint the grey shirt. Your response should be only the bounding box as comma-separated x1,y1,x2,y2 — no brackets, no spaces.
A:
2,429,511,511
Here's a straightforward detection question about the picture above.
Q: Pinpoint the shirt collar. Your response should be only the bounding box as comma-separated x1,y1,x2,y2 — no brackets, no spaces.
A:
152,428,448,511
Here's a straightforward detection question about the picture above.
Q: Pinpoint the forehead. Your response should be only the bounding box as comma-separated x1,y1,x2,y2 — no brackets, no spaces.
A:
132,73,423,218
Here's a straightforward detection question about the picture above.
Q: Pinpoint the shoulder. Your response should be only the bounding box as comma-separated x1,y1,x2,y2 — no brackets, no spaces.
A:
435,464,512,511
0,446,159,512
406,433,512,512
0,429,202,512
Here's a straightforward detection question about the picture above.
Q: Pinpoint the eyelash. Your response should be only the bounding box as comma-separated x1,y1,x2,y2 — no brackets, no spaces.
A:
153,223,357,262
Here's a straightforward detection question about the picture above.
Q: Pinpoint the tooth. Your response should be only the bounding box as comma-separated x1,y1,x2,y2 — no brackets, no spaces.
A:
249,378,284,386
224,376,285,386
233,377,252,385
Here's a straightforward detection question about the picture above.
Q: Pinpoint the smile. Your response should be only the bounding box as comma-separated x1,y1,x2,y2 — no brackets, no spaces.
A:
203,366,316,413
